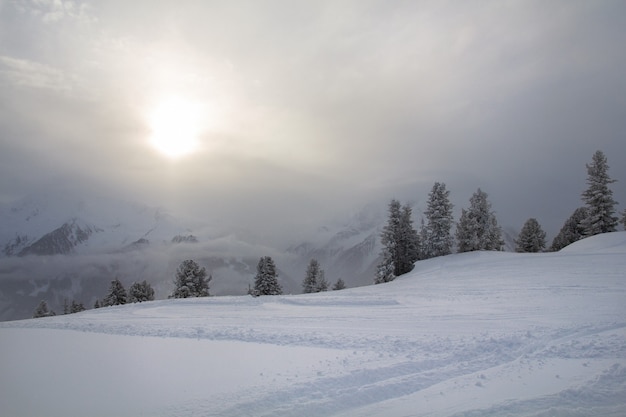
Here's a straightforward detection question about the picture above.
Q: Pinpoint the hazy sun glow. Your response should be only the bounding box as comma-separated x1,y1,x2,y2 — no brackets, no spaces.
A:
149,97,205,158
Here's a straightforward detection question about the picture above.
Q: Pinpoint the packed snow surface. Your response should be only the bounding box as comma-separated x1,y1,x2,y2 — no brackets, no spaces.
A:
1,232,625,417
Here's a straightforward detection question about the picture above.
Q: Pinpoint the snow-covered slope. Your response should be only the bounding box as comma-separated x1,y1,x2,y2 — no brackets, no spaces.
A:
1,232,625,417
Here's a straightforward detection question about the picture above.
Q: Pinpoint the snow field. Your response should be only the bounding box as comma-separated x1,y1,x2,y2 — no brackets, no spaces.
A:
1,232,625,416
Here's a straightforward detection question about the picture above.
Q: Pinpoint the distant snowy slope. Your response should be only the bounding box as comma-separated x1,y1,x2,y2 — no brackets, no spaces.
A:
1,232,625,417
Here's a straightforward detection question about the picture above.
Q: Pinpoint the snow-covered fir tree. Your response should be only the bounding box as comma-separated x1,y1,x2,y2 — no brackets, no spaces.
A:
128,280,155,303
376,200,419,283
70,300,86,313
316,270,329,292
622,208,626,230
456,188,503,252
254,256,282,296
103,278,127,306
550,207,588,251
515,218,546,253
170,260,211,298
581,150,618,236
423,182,454,258
302,258,322,293
94,299,100,309
332,278,346,290
33,300,55,318
398,204,420,274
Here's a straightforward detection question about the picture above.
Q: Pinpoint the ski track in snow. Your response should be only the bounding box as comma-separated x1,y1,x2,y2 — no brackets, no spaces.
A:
1,232,626,417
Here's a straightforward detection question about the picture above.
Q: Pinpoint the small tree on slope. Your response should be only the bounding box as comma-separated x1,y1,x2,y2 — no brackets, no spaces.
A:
456,188,503,252
316,270,329,292
302,258,321,293
33,300,56,318
128,280,155,303
332,278,346,290
515,218,546,252
254,256,282,296
376,199,419,283
581,150,618,236
171,260,211,298
103,278,127,306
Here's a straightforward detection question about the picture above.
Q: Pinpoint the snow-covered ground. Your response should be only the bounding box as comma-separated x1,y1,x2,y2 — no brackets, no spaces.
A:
1,232,625,417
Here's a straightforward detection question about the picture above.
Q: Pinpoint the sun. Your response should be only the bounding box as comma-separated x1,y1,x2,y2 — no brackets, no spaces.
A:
148,97,205,158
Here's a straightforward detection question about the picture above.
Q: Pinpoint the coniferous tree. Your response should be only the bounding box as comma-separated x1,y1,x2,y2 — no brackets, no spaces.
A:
33,300,56,318
424,182,454,258
316,270,329,292
63,298,69,315
398,205,420,274
376,199,419,283
103,278,127,306
332,278,346,290
515,218,546,252
94,299,100,309
551,207,588,251
254,256,282,295
456,188,503,252
621,209,626,230
302,258,322,293
70,300,86,313
128,280,155,303
581,150,618,236
171,260,211,298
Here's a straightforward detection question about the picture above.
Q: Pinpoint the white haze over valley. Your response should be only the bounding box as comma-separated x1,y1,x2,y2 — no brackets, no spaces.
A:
1,232,625,416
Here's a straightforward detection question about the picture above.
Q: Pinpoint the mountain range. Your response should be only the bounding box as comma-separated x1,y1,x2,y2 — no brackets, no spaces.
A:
0,193,388,321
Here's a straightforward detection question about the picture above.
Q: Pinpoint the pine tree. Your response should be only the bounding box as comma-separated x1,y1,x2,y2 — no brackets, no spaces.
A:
33,300,56,318
128,280,155,303
622,209,626,230
70,300,86,313
254,256,282,296
424,182,454,258
550,207,588,251
376,200,419,282
302,258,321,293
515,218,546,252
456,188,503,252
332,278,346,290
316,270,329,292
103,278,127,306
397,205,420,274
94,299,100,309
63,298,69,315
581,150,618,236
171,260,211,298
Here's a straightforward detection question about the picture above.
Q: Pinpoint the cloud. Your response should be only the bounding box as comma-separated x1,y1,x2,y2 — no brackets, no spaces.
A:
0,55,75,91
0,0,625,243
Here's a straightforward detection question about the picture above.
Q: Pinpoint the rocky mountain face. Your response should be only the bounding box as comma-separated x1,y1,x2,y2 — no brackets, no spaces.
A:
13,219,99,256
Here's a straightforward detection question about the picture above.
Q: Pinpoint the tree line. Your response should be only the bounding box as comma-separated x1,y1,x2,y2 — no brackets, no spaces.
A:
375,149,624,283
32,150,624,317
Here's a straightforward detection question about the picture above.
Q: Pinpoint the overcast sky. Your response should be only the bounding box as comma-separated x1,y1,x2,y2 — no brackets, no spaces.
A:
1,0,625,244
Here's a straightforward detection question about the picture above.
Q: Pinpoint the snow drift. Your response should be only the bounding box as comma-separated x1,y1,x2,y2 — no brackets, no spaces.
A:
1,232,625,417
